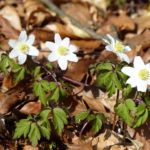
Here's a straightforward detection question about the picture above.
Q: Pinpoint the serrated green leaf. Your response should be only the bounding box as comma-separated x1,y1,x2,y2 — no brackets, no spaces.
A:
125,99,136,112
49,82,57,91
49,87,60,101
136,104,146,116
133,108,148,128
14,67,25,82
87,114,96,121
123,84,133,97
96,62,112,71
28,123,41,146
0,55,8,75
97,72,112,87
13,119,31,139
112,73,122,90
33,82,46,105
75,110,90,123
34,66,41,77
115,103,133,126
41,80,51,92
40,110,51,120
53,108,68,135
92,117,102,134
40,126,50,140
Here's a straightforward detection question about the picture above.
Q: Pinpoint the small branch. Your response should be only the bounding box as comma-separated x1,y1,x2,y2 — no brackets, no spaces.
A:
62,76,89,87
40,0,104,40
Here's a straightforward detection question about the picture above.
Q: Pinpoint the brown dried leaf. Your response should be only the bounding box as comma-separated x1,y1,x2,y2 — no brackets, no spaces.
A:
0,5,22,31
19,102,42,114
92,130,143,150
82,95,106,113
61,3,92,27
45,22,90,38
23,145,39,150
125,30,150,50
108,15,135,31
24,0,52,27
0,15,19,39
65,59,95,82
0,86,25,114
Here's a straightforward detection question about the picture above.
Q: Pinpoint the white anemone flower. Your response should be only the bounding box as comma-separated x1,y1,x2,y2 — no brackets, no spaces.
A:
121,56,150,92
103,34,131,63
45,33,78,70
8,31,39,64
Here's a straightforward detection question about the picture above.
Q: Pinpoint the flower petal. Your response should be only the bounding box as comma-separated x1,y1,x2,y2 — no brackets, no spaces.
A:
124,46,131,52
8,40,17,48
134,56,145,70
61,37,70,47
45,41,57,51
105,45,114,52
58,57,68,70
54,33,62,44
126,77,137,87
9,49,19,58
26,34,35,45
18,31,27,41
67,53,78,62
136,80,147,92
68,45,78,53
28,46,39,56
18,53,27,64
145,63,150,71
117,53,130,63
106,34,115,45
48,52,59,62
121,66,135,77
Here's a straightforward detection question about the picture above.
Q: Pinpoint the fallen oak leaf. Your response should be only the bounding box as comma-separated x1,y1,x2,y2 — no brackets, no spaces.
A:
0,5,22,31
0,15,19,39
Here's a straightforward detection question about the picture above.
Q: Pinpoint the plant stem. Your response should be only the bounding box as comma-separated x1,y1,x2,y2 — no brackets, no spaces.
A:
112,89,120,130
62,76,89,87
40,0,104,40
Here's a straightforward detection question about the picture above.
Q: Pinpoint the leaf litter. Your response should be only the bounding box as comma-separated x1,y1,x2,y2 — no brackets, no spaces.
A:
0,0,150,149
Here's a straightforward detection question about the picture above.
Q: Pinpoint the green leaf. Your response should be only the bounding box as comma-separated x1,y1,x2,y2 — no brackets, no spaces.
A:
28,123,41,146
115,103,133,126
39,125,50,140
13,119,31,139
125,99,136,112
136,104,146,116
33,82,46,105
14,67,25,82
34,66,41,77
40,110,51,120
92,117,102,134
49,82,57,91
133,108,148,128
0,55,8,75
96,62,112,71
75,110,90,123
49,87,60,101
41,80,51,92
87,114,96,121
97,72,112,87
112,73,122,90
53,108,68,135
123,85,133,97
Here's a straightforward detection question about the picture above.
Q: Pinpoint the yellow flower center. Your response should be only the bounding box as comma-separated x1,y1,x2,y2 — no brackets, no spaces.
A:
114,41,124,52
19,44,29,53
58,46,68,56
138,69,149,80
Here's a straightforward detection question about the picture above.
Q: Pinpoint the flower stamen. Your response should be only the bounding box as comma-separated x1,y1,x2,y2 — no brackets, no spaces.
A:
114,41,124,52
58,46,68,56
19,44,29,53
138,69,149,80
